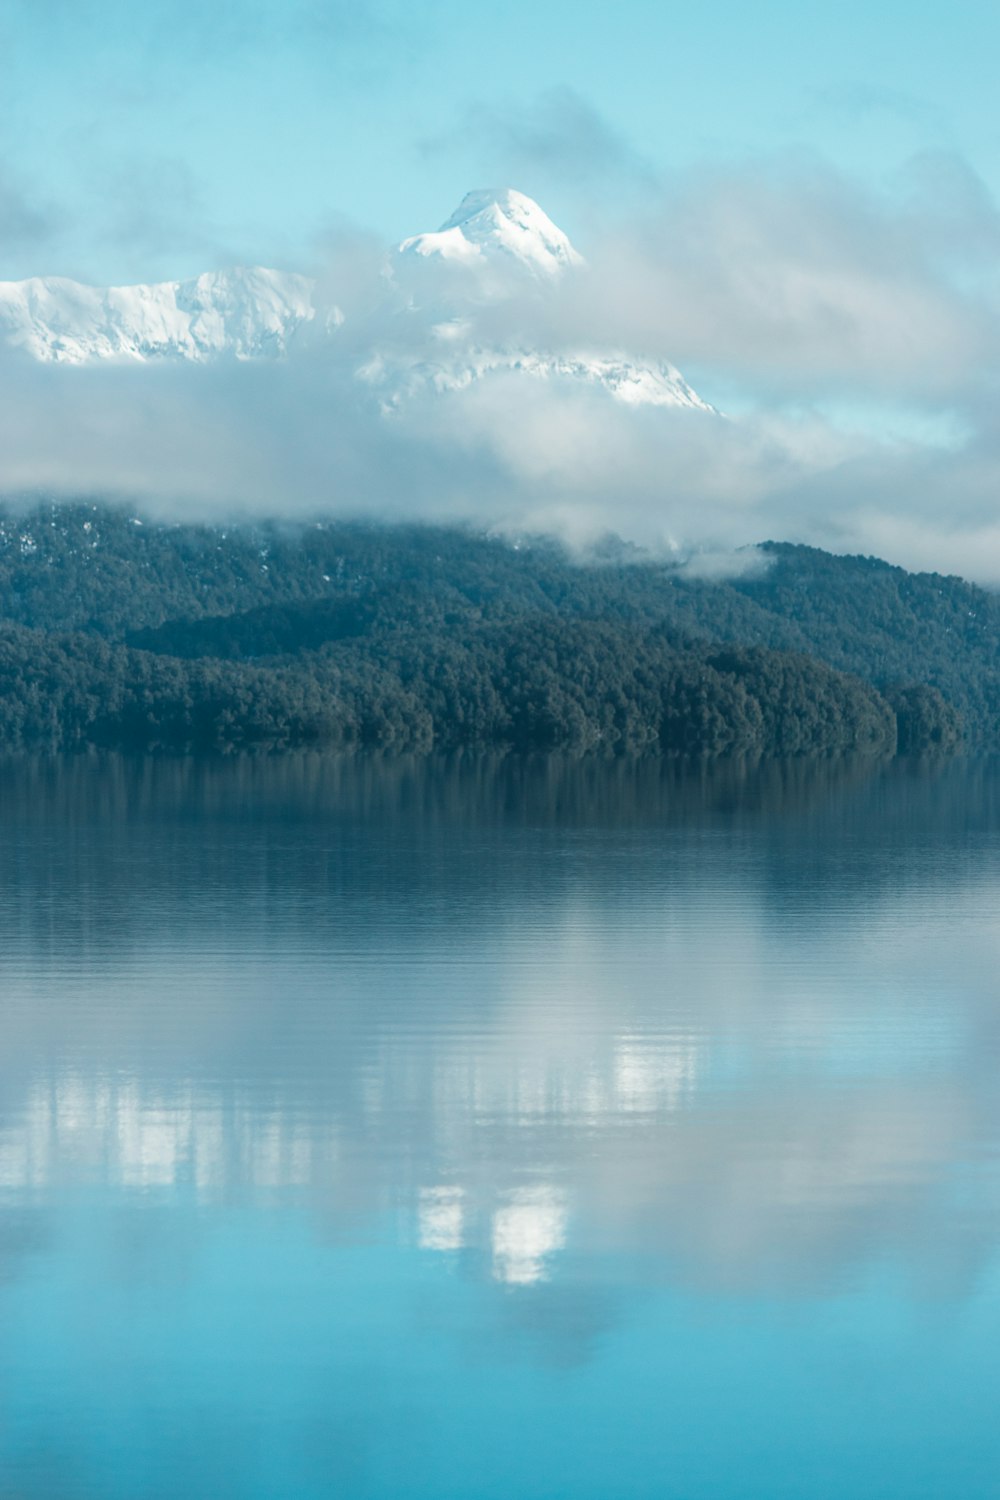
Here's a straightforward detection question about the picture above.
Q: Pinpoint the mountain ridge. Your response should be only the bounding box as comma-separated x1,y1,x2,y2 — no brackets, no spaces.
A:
0,265,318,364
0,189,713,414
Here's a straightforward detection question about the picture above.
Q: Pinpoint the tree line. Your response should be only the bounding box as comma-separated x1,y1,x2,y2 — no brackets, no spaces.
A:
0,503,976,755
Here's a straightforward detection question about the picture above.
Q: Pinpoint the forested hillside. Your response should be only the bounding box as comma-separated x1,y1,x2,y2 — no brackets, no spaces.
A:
0,502,982,755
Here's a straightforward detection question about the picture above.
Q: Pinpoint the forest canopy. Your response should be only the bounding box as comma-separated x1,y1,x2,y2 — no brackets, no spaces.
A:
0,504,976,756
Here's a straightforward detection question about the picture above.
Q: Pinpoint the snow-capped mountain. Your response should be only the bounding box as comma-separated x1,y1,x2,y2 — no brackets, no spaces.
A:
399,187,583,276
385,190,712,413
0,266,316,364
0,190,713,413
358,344,711,413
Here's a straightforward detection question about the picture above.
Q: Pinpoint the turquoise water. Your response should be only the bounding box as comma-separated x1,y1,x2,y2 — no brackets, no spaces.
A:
0,755,998,1498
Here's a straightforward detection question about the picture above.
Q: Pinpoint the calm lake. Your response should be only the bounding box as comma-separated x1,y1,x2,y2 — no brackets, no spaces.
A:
0,753,998,1499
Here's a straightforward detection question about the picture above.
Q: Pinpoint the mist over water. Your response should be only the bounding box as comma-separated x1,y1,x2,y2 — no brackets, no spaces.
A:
1,753,999,1497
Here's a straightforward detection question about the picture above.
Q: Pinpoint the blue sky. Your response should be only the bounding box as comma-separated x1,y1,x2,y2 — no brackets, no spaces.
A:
3,0,1000,280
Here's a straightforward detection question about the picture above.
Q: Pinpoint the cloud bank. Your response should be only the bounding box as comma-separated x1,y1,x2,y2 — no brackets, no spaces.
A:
4,144,1000,581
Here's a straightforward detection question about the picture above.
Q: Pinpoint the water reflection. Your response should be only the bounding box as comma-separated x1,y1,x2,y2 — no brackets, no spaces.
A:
0,752,997,1302
3,753,1000,1497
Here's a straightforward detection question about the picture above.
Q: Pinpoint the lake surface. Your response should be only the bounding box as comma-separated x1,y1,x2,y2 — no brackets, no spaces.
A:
0,753,998,1498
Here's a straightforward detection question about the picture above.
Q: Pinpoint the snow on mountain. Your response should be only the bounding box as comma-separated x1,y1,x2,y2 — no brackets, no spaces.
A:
0,266,317,364
386,190,713,413
359,342,713,414
0,189,714,414
399,187,584,276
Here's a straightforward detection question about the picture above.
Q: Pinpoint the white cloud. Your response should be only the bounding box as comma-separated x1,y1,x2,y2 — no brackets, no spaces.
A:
6,150,1000,579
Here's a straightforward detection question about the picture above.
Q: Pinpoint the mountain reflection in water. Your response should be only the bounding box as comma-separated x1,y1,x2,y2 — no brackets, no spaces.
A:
0,753,999,1498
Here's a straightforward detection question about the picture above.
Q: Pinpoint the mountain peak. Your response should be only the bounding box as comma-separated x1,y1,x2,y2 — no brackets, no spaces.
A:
399,188,583,275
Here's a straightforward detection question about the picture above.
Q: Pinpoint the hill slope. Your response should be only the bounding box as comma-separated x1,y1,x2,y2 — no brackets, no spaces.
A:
0,503,982,755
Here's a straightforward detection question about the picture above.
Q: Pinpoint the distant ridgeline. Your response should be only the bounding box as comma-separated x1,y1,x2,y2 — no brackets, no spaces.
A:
0,503,980,756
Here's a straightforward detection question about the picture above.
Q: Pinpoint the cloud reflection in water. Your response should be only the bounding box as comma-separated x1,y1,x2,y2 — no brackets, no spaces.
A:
0,752,997,1308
